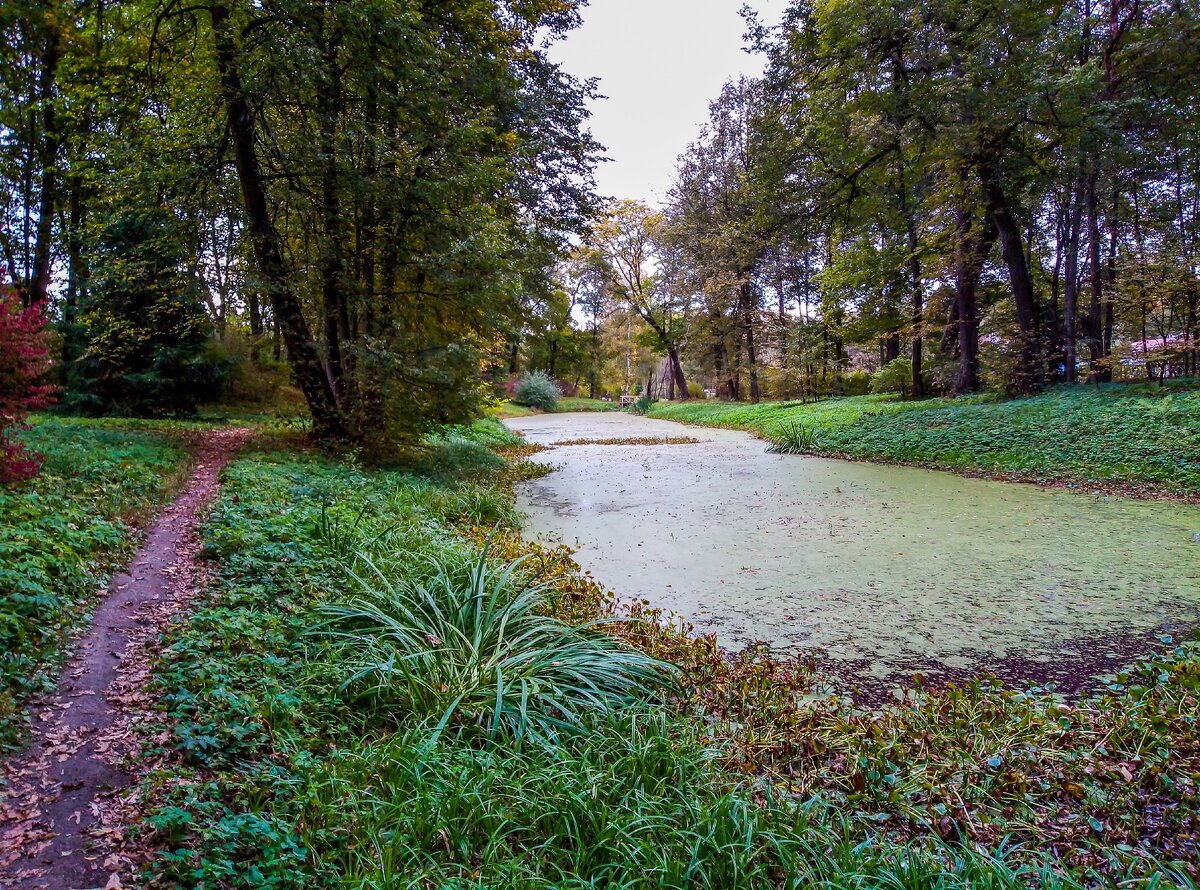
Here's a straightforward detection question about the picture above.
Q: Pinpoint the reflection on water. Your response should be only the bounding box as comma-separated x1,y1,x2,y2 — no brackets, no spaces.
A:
508,412,1200,692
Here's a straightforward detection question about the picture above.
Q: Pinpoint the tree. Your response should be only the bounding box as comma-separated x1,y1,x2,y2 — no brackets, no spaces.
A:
63,209,222,417
0,278,53,482
584,201,691,400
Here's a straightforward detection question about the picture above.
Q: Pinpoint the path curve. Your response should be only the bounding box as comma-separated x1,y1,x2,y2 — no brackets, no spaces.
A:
0,427,253,890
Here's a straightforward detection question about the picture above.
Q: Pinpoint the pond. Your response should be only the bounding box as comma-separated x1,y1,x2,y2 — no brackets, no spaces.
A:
507,411,1200,696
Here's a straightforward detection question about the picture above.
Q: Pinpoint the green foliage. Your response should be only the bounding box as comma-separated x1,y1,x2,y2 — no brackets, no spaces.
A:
555,396,619,413
0,417,187,748
316,548,673,744
310,710,1139,890
414,432,508,483
765,420,818,454
843,370,871,396
870,356,913,397
651,382,1200,495
627,393,657,415
144,443,1200,887
512,370,560,411
63,209,227,417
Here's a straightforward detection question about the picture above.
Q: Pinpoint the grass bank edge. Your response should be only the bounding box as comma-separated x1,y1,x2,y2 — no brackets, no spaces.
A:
647,382,1200,502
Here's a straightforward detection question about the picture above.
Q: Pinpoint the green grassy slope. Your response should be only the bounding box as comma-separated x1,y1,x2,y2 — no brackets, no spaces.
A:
650,381,1200,496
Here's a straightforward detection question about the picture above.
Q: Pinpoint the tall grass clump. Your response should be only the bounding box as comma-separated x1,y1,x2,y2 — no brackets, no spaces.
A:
627,393,657,415
314,547,674,743
513,370,560,411
766,420,818,454
316,710,1156,890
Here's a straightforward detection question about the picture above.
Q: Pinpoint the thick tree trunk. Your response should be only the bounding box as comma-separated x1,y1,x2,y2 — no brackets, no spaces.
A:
952,208,996,394
667,345,688,400
211,2,345,438
981,166,1041,393
884,332,901,363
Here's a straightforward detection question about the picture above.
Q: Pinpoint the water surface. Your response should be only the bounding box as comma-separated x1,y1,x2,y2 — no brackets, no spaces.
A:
508,412,1200,693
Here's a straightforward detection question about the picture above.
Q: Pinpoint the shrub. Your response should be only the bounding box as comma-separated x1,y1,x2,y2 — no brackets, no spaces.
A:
843,370,872,396
870,356,913,397
627,393,657,415
512,370,560,411
415,434,507,482
0,283,54,483
314,547,674,743
62,208,227,417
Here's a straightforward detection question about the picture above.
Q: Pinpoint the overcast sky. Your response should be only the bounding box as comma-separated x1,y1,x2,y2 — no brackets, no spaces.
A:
547,0,788,206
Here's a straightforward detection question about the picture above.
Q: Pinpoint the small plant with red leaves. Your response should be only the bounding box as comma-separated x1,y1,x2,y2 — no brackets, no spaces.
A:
0,279,55,483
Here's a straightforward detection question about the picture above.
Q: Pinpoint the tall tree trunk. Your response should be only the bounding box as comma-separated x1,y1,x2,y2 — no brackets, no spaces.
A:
740,280,760,403
897,187,926,398
906,234,925,399
210,1,344,438
589,322,600,398
64,176,84,327
953,208,996,394
884,332,901,363
667,345,688,400
248,290,264,363
318,14,347,408
1084,165,1111,382
1062,177,1085,383
27,22,61,308
981,165,1041,393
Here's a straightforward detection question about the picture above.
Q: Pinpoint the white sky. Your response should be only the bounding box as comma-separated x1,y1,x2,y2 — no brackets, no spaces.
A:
547,0,789,206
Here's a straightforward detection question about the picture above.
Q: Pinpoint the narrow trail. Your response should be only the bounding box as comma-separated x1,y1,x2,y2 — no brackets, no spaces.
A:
0,428,253,890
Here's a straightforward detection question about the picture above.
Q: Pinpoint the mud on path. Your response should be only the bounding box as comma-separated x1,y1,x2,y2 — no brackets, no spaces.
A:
0,428,253,890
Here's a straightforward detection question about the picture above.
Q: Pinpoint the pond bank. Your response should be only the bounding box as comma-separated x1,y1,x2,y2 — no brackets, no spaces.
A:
507,411,1200,697
647,387,1200,503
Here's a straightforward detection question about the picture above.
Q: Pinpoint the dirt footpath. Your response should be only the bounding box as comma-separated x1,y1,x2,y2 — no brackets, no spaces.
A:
0,428,252,890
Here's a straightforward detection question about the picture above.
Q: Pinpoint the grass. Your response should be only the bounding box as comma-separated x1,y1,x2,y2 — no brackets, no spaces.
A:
556,396,619,413
649,380,1200,497
139,425,1200,887
315,546,674,744
492,397,618,419
0,416,190,748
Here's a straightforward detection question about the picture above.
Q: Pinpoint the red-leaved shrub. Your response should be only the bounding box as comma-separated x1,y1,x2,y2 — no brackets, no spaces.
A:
0,279,55,483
